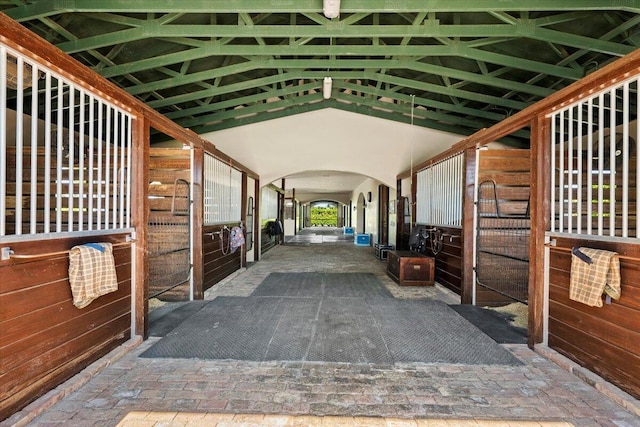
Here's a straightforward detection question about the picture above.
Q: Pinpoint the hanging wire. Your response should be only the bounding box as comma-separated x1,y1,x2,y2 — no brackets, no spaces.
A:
410,94,415,179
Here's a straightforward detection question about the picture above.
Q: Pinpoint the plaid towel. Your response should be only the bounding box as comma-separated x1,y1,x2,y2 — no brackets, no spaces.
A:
69,243,118,309
569,247,621,307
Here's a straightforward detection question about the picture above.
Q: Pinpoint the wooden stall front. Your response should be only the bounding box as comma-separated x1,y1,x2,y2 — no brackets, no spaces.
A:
548,238,640,398
475,149,531,306
148,148,192,301
0,234,132,420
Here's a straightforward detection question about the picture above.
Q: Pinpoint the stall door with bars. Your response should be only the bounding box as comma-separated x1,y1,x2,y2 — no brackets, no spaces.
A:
476,180,530,304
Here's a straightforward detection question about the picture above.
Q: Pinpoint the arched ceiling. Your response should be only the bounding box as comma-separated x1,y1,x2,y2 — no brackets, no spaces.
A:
201,108,463,192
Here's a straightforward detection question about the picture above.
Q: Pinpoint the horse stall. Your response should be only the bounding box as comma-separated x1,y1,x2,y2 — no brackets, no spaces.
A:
475,149,531,306
545,95,639,399
412,152,465,296
148,148,192,301
0,44,136,418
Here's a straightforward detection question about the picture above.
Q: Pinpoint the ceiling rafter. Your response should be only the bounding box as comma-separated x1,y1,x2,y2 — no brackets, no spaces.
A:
2,2,636,143
126,57,553,98
7,0,640,22
99,43,582,80
54,21,634,57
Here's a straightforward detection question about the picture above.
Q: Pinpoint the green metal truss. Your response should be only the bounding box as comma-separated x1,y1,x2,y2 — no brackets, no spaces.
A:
1,1,638,145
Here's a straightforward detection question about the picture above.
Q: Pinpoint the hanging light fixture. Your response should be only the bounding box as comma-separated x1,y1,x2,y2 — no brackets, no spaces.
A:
322,77,332,99
323,0,341,19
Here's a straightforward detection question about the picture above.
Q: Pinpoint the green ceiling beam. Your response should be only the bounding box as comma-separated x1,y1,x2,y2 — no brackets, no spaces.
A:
178,89,486,131
370,73,530,110
171,81,321,123
146,72,365,108
145,69,531,111
126,60,256,95
56,22,633,57
334,81,508,122
7,0,640,22
127,57,553,98
166,78,512,127
189,99,331,134
100,42,581,81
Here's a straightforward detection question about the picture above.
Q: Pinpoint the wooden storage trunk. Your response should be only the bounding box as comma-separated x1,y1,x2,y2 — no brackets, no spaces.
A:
386,250,435,286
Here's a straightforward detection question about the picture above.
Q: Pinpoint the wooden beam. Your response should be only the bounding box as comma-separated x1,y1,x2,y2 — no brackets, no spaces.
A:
528,114,551,347
192,146,204,300
461,146,477,305
131,116,149,338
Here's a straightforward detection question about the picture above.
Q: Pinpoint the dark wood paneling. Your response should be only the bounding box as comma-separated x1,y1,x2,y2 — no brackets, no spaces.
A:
420,226,463,296
0,235,132,420
202,224,243,292
548,237,640,399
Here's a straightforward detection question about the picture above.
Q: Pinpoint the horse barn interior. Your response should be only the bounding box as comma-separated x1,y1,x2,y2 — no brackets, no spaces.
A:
0,2,639,425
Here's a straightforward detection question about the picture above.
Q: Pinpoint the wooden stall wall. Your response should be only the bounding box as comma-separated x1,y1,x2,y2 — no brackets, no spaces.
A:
433,226,463,295
0,234,132,420
148,148,191,301
476,149,531,306
202,224,243,292
548,237,640,399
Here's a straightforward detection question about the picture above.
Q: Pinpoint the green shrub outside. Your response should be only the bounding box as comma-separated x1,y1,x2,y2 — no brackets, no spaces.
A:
310,206,337,226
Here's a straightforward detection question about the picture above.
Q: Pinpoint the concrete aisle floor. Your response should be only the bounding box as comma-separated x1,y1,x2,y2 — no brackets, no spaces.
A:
6,238,640,427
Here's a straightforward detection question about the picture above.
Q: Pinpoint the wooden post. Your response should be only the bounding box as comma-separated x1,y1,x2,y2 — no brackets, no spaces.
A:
528,114,551,347
395,178,402,250
241,172,248,268
461,145,477,305
191,146,204,300
254,178,261,261
131,116,149,338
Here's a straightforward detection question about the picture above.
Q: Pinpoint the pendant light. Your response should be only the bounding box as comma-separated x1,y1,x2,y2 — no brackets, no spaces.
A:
323,0,340,19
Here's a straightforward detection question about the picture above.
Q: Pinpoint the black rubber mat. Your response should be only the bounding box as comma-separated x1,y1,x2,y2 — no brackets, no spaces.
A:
148,300,210,337
141,296,521,366
449,305,528,344
250,272,393,299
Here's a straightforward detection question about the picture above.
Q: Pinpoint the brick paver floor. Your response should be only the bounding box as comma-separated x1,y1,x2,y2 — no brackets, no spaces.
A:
6,240,640,427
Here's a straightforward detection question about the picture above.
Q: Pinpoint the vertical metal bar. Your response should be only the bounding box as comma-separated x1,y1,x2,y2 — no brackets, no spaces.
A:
621,82,629,238
558,109,565,233
88,95,94,230
104,105,111,229
576,103,583,234
586,98,593,235
15,56,24,235
567,106,573,233
44,73,51,234
67,84,75,232
0,47,7,237
112,108,119,228
118,112,124,228
96,100,103,229
126,114,132,229
550,113,556,233
597,93,604,235
56,82,63,232
609,88,616,236
30,63,39,234
78,91,85,231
